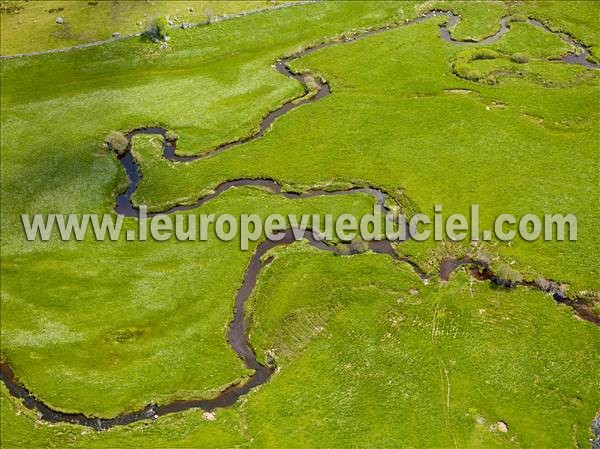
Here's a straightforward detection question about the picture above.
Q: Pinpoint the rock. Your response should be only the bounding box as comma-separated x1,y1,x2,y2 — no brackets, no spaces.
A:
202,411,216,421
55,16,64,24
409,288,419,296
112,32,120,38
475,415,486,425
497,421,508,433
592,412,600,449
534,278,551,291
182,22,191,29
490,421,509,433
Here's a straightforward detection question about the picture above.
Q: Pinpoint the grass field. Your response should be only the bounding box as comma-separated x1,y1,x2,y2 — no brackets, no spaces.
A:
0,0,287,56
1,1,599,448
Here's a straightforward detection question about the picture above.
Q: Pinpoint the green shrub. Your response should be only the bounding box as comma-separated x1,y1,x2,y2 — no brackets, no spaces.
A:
335,243,351,255
471,48,500,61
165,130,178,142
336,240,370,255
508,13,529,23
510,52,530,64
452,62,470,78
349,240,369,254
147,16,170,42
452,58,486,81
476,249,494,264
106,131,129,155
495,264,523,287
468,70,485,81
485,74,498,85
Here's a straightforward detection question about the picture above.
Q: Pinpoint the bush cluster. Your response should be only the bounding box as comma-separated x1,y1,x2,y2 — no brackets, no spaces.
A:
146,17,170,42
470,48,501,60
494,264,523,287
165,130,178,142
336,240,370,255
510,52,530,63
106,131,129,155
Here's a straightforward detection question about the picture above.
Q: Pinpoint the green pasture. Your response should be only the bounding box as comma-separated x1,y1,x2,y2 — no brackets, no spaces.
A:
1,1,598,447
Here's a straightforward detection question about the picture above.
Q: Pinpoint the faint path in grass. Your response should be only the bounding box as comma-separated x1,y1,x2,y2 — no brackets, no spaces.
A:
1,8,599,431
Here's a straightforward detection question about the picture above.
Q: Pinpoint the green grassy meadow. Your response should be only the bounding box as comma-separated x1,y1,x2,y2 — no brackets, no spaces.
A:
0,1,284,56
1,1,599,448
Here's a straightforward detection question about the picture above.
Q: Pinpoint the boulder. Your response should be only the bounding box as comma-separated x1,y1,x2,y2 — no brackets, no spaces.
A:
496,421,508,433
202,411,216,421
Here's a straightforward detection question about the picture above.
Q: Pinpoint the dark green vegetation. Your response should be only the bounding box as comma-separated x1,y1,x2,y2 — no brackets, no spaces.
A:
1,1,599,448
147,16,171,42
